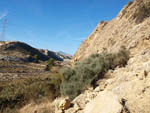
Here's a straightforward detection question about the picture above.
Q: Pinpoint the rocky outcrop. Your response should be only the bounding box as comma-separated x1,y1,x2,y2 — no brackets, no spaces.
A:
73,0,150,63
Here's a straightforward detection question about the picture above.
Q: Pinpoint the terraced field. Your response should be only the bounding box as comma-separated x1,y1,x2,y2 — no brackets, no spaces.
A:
0,60,47,81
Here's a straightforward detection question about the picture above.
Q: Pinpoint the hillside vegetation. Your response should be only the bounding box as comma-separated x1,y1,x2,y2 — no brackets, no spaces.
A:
0,62,62,113
61,47,129,100
0,74,61,113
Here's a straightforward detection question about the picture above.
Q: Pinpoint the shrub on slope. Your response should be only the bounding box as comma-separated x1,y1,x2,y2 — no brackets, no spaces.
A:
60,47,129,100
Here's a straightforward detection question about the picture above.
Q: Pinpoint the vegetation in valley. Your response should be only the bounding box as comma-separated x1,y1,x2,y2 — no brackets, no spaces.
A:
0,58,63,113
0,73,61,113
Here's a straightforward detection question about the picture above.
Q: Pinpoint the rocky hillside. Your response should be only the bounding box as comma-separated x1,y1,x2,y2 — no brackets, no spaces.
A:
55,0,150,113
73,0,150,63
0,41,63,62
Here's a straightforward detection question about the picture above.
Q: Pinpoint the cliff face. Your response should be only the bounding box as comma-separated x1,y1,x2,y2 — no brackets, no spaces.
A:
73,0,150,63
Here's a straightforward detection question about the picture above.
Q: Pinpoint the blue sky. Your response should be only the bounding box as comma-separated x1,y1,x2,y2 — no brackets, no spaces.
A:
0,0,130,55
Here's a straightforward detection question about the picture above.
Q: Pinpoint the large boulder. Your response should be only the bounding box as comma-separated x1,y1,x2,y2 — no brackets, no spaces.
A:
84,91,123,113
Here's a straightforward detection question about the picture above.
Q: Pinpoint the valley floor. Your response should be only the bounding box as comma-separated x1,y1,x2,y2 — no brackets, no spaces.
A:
0,60,65,113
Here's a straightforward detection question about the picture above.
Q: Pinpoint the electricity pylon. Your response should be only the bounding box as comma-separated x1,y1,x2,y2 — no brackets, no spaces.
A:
0,19,7,41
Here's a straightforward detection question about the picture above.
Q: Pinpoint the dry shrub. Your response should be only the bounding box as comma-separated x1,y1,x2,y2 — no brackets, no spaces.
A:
60,47,129,100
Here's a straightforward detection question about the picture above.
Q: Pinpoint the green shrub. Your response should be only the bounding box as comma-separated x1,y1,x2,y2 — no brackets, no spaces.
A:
34,54,39,63
60,47,129,100
48,58,55,66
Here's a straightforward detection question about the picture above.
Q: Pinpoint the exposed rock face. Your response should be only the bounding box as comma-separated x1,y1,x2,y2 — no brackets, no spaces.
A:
65,1,150,113
73,0,150,63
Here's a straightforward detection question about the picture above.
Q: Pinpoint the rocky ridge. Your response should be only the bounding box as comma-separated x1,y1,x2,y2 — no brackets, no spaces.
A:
0,41,63,62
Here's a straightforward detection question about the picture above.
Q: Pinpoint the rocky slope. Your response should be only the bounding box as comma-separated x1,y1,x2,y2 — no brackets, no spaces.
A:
64,53,150,113
73,0,150,63
58,0,150,113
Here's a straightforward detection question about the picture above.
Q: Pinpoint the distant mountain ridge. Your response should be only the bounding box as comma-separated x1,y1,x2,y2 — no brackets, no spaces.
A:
57,51,72,59
0,41,63,62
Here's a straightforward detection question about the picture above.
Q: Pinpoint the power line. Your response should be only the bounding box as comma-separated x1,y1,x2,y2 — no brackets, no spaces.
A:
0,19,7,41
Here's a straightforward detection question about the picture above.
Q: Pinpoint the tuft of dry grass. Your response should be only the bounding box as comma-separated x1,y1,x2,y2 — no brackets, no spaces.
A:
19,100,55,113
